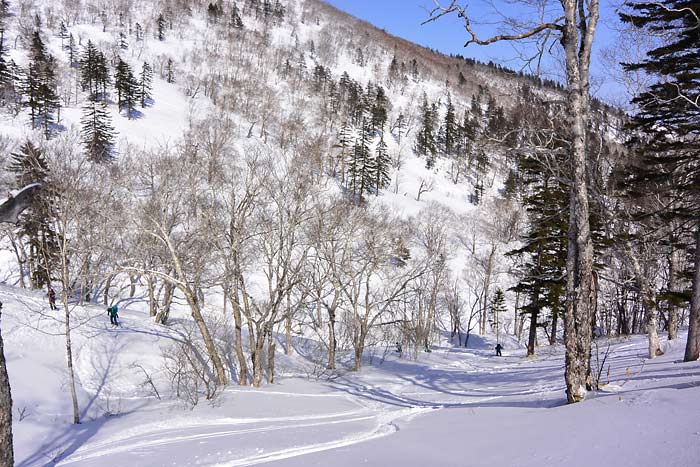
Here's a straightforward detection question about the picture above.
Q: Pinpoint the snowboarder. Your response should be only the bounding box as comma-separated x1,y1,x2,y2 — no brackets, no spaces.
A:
495,343,503,357
48,287,57,310
107,305,119,326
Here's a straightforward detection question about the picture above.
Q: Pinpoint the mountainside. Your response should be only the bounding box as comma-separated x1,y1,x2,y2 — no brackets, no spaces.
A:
0,1,698,466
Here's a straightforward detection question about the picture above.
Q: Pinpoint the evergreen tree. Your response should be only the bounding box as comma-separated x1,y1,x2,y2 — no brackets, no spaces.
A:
165,58,175,83
231,3,244,29
157,13,166,41
135,23,143,41
22,32,59,136
508,153,569,355
139,61,153,107
7,141,60,288
58,22,68,48
67,33,77,67
371,85,388,132
118,31,128,50
373,133,391,194
443,94,457,155
81,98,116,163
490,289,507,336
80,41,102,98
415,93,437,167
115,58,138,118
620,1,700,362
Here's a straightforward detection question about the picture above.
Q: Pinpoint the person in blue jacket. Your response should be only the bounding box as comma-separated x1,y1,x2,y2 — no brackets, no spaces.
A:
107,305,119,326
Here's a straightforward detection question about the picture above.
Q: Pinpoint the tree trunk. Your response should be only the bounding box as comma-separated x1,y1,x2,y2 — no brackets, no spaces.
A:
147,275,156,317
327,308,337,370
684,226,700,362
252,324,266,387
63,293,80,424
353,323,367,371
668,247,680,341
550,309,559,346
155,281,173,324
562,0,598,401
527,309,538,357
285,293,292,355
103,273,113,306
228,286,248,385
626,242,663,358
129,274,137,298
184,291,228,385
0,309,15,467
267,327,275,384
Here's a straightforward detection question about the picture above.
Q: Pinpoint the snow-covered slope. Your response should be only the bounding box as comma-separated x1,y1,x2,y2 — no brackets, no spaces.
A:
3,286,699,466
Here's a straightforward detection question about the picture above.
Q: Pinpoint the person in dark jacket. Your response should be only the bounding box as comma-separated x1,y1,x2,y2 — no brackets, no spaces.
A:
495,343,503,356
107,305,119,326
48,288,57,310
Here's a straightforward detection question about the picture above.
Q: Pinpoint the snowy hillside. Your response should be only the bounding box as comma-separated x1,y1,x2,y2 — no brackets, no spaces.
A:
3,286,700,466
0,0,698,466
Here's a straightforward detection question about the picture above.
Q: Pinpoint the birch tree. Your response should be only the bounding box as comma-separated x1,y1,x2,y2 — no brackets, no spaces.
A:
426,0,600,403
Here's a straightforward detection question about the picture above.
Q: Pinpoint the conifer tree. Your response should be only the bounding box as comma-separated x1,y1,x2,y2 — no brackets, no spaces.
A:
231,3,244,29
115,58,138,118
371,86,388,132
58,22,68,48
22,31,59,136
118,31,128,50
415,93,437,167
490,289,507,338
135,23,143,41
67,33,77,67
373,133,391,194
443,95,457,155
81,98,116,163
620,0,700,362
165,58,175,83
7,141,60,288
139,61,153,107
80,40,102,98
157,13,166,41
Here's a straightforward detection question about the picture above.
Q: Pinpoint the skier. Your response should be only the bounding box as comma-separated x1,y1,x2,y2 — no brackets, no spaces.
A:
107,305,119,326
495,343,503,357
48,287,57,310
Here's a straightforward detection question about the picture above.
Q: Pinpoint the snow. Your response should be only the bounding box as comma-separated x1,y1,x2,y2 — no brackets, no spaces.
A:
2,286,699,467
0,1,698,466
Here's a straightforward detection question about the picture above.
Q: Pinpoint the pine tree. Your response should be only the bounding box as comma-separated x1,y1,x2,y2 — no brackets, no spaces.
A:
619,1,700,362
115,58,138,118
157,13,166,41
231,3,244,29
490,289,507,338
81,98,116,162
135,23,143,41
508,154,569,355
58,22,68,48
7,141,60,288
415,93,437,167
67,33,77,67
443,94,457,155
22,32,59,136
165,58,175,83
118,31,128,50
373,133,391,194
139,61,153,107
80,40,102,98
371,85,388,133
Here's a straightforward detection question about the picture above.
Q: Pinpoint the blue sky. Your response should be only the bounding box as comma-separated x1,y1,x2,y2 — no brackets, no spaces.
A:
324,0,625,104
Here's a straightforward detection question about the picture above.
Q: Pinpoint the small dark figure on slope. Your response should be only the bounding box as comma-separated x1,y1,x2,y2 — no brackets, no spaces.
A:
495,343,503,357
48,288,57,310
107,305,119,326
